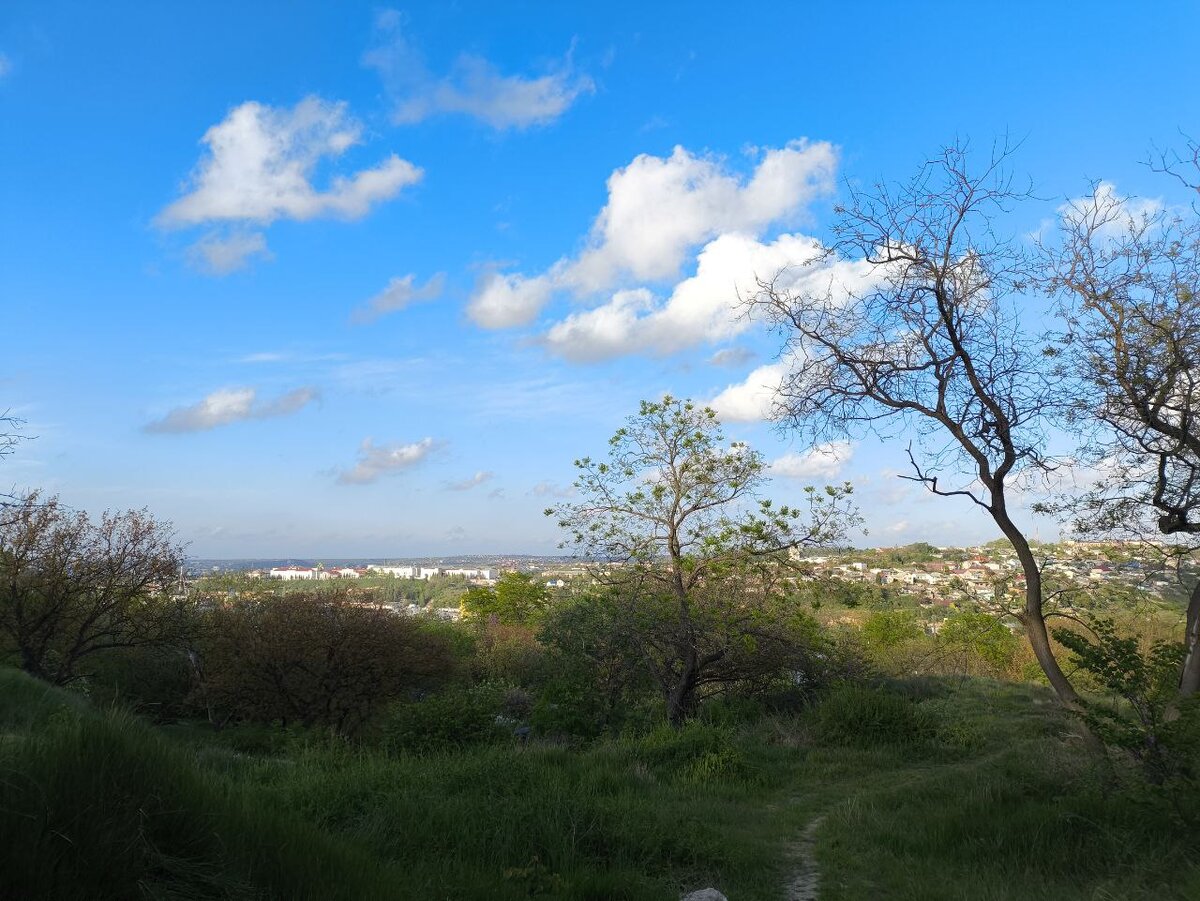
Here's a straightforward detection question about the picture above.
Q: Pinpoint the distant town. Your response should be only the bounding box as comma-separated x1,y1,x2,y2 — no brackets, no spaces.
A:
187,538,1193,624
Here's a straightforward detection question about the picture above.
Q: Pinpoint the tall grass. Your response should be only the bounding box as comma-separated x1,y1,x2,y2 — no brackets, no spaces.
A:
2,668,1198,899
0,669,402,900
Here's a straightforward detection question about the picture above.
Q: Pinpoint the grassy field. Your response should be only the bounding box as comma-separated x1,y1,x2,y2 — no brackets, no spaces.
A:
1,667,1196,900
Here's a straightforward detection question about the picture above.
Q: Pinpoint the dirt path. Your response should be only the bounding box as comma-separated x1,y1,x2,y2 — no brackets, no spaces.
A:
785,815,825,901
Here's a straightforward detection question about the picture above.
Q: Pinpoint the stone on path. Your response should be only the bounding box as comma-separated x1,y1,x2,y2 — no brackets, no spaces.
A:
681,889,728,901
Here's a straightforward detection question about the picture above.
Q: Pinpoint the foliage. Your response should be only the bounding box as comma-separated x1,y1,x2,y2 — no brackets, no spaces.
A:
808,683,941,749
862,609,923,650
461,571,550,625
85,643,195,722
470,621,547,685
3,667,1200,900
1053,617,1195,783
548,395,858,723
379,683,511,753
0,490,185,685
535,590,661,736
195,592,459,734
937,611,1020,677
537,584,860,737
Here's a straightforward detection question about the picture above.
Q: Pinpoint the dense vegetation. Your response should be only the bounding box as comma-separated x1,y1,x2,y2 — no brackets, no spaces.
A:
4,665,1199,900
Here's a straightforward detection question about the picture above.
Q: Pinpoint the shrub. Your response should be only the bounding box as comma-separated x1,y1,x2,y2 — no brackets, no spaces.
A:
380,683,510,753
808,684,940,748
84,644,195,722
1053,617,1195,784
935,612,1020,678
195,593,459,734
471,622,547,686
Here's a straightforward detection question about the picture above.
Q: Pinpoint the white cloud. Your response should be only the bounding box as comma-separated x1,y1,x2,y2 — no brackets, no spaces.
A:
529,480,576,498
770,441,854,480
351,272,445,323
541,233,834,361
708,347,757,368
157,96,422,228
365,12,592,129
0,54,11,79
708,362,789,423
467,271,555,329
145,386,318,433
1057,181,1165,241
445,470,494,491
187,231,271,275
337,436,438,485
467,140,837,332
563,142,836,293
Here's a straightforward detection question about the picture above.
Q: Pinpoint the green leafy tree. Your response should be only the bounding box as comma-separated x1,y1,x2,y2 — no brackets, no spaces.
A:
547,396,859,724
938,611,1019,677
461,572,550,625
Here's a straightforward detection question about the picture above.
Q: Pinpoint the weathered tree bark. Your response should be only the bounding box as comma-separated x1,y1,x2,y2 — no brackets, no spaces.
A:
993,504,1081,705
1180,579,1200,697
666,646,699,726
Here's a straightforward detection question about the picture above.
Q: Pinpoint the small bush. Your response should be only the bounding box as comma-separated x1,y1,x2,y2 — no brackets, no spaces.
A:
1054,617,1193,784
84,645,195,722
809,684,940,748
380,684,510,753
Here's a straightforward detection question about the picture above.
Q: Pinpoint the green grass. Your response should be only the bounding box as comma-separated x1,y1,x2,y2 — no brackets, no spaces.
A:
2,667,1197,899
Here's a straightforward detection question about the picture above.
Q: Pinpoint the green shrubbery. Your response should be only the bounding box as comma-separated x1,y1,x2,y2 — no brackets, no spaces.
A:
379,683,512,753
808,683,942,749
1054,617,1200,786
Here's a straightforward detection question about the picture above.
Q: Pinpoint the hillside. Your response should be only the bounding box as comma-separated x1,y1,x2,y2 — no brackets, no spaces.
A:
2,668,1197,900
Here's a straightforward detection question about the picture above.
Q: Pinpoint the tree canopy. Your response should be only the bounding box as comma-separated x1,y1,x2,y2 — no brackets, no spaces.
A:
0,490,184,684
547,395,858,723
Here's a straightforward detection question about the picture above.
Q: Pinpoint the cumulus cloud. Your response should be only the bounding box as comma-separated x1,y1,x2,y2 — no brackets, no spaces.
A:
364,10,592,129
467,271,555,329
157,96,421,273
337,436,438,485
562,142,836,294
158,97,421,228
351,272,445,323
445,470,494,491
467,140,838,339
770,441,854,480
708,362,789,423
145,386,318,433
187,231,271,274
540,233,864,361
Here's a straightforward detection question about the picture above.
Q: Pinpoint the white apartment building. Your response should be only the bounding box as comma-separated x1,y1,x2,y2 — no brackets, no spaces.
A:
269,567,314,581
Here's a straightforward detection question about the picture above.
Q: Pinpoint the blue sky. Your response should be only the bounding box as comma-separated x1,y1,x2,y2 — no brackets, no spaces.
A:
3,1,1199,557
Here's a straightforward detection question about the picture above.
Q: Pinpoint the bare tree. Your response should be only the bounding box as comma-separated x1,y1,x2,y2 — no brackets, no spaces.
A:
0,490,185,684
0,411,20,460
1,410,27,505
747,141,1082,705
1040,150,1200,697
